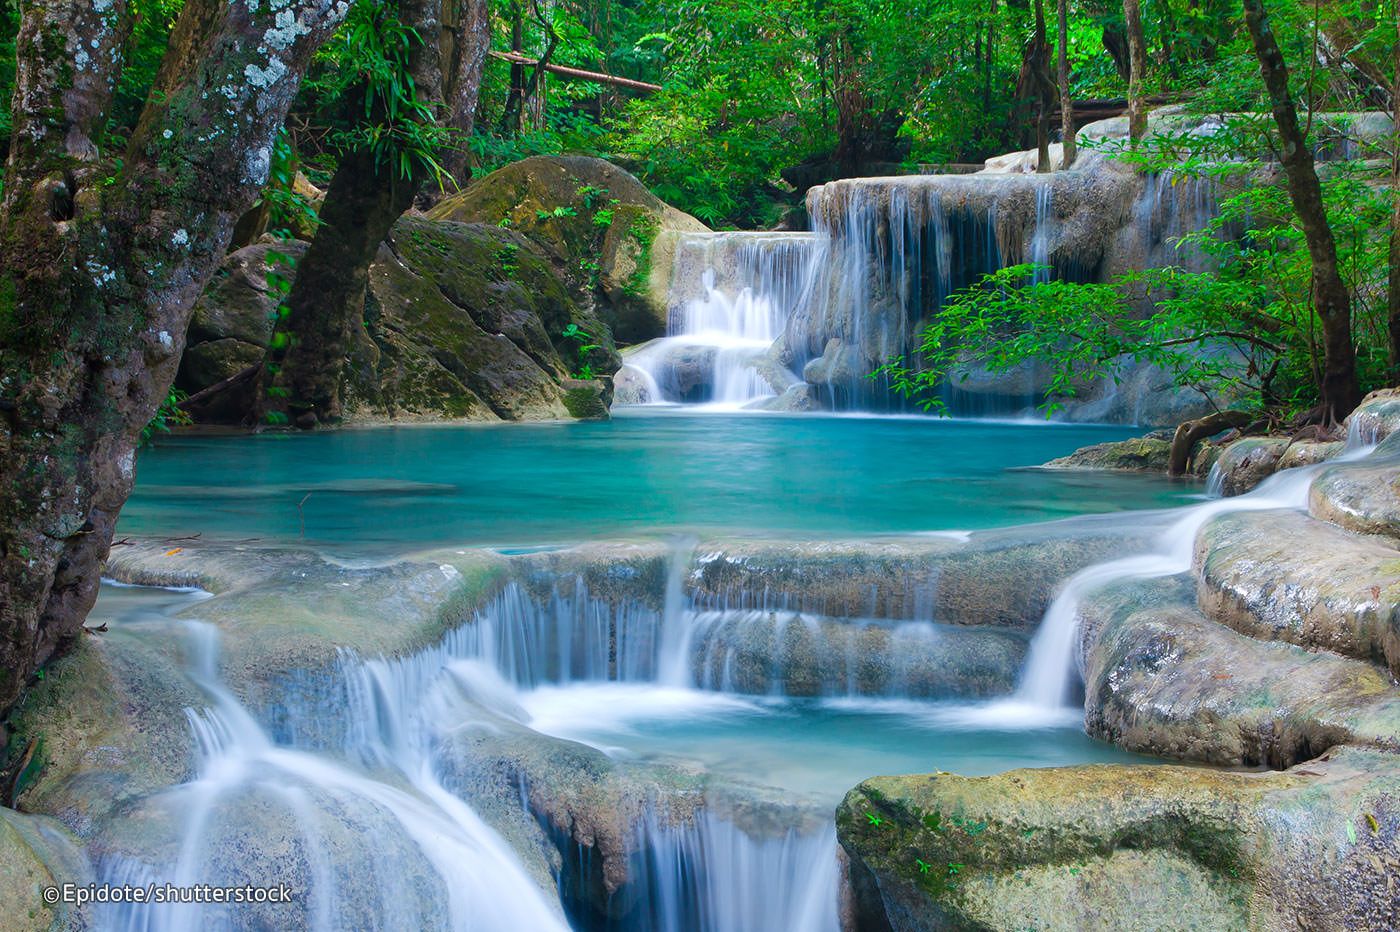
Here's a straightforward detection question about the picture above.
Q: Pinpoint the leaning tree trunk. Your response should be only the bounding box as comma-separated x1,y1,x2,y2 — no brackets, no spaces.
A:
1389,15,1400,378
0,0,344,711
1057,0,1077,168
1123,0,1148,142
1243,0,1361,421
256,0,490,428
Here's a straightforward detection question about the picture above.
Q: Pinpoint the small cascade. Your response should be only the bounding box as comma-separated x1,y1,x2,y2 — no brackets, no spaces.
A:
620,233,824,408
1014,436,1378,709
102,622,568,932
615,810,840,932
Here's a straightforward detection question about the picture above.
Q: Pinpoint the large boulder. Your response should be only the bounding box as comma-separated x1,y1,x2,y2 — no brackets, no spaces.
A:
428,156,708,344
838,745,1400,931
179,218,621,423
1077,575,1400,768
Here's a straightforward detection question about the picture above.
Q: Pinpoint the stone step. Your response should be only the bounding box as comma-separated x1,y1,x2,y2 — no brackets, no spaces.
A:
1193,508,1400,674
1308,433,1400,542
1077,575,1400,768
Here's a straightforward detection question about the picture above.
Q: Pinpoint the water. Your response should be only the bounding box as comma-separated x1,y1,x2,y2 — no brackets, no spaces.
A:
1011,434,1380,711
123,412,1196,554
87,560,1147,932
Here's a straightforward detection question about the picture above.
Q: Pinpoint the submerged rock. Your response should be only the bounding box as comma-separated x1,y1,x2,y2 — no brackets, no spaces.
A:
838,745,1400,931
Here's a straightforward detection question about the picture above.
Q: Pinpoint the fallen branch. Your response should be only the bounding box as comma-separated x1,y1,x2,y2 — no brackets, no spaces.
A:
487,50,661,93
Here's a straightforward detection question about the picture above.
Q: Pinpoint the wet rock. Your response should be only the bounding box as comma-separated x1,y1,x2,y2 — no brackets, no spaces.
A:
0,808,92,931
1042,434,1173,472
610,365,656,405
427,156,708,344
559,378,611,419
1077,575,1400,767
1309,431,1400,542
1210,437,1289,496
1194,509,1400,675
838,745,1400,931
1277,438,1344,470
1344,387,1400,445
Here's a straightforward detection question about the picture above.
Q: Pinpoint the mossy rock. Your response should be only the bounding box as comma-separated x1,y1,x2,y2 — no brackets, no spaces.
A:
1042,435,1173,473
180,216,621,423
428,156,707,344
838,745,1400,931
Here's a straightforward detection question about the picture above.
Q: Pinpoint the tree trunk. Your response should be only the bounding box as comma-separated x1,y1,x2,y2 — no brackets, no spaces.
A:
0,0,344,712
1123,0,1148,142
1168,410,1253,476
256,0,491,428
1057,0,1077,168
1389,10,1400,378
1033,0,1053,172
1242,0,1361,420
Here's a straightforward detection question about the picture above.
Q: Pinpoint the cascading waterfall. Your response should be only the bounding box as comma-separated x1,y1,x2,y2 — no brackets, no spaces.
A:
1012,435,1380,711
102,622,568,932
621,233,825,408
617,157,1226,420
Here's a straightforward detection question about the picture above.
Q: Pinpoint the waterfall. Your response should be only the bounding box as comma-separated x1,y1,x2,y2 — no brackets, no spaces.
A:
615,161,1226,422
101,622,569,932
1013,436,1379,710
619,810,840,932
620,233,824,408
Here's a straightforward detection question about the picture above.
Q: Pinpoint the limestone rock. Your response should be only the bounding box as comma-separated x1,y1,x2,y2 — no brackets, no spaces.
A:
1042,434,1173,472
1078,575,1400,767
428,156,708,344
1210,437,1289,496
838,745,1400,931
1194,509,1400,674
179,218,620,422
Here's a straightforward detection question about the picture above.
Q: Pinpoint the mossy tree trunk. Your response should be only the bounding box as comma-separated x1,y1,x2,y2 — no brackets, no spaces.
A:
255,0,489,428
0,0,345,712
1242,0,1361,421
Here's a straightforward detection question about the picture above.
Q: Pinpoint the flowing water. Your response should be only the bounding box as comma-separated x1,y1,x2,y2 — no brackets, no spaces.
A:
89,575,1151,932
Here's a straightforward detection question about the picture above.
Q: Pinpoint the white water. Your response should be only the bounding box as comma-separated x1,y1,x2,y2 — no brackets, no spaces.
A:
1011,435,1378,712
103,622,568,932
622,233,822,408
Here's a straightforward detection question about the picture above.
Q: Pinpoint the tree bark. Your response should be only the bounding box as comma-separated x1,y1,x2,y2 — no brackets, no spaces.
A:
1057,0,1077,168
1169,410,1253,476
1123,0,1148,143
1033,0,1053,172
255,0,491,428
1389,5,1400,379
0,0,345,711
1242,0,1361,420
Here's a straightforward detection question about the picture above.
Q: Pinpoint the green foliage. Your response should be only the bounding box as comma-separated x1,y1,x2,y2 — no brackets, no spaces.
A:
141,388,192,445
560,323,602,379
879,152,1395,420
